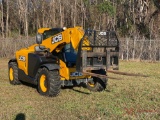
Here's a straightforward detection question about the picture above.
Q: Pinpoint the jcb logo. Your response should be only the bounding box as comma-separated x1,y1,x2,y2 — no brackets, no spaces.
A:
99,32,106,36
19,56,25,61
70,72,83,77
52,34,62,44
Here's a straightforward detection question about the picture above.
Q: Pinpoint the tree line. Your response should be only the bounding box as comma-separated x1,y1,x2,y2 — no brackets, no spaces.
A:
0,0,160,39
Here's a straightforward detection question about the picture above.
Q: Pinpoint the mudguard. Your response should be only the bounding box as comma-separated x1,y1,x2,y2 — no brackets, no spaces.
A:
8,58,17,64
41,64,60,71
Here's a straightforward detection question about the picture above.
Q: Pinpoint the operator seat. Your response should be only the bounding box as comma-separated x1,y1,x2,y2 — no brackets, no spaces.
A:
63,44,77,67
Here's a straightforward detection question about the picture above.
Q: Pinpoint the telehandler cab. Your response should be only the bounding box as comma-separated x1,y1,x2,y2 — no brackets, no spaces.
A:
8,26,142,97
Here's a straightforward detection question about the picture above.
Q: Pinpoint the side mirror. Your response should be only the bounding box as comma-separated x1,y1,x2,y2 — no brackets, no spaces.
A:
36,34,43,44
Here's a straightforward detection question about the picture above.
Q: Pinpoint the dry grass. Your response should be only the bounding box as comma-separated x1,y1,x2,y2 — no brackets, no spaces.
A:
0,59,160,120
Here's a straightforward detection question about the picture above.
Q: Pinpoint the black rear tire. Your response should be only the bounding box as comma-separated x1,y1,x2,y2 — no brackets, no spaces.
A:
86,69,107,92
8,62,21,85
37,67,62,97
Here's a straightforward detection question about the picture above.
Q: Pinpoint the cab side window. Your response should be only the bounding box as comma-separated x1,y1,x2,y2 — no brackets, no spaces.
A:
43,30,61,40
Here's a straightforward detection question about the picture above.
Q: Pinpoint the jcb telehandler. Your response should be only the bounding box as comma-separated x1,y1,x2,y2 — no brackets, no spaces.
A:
8,26,120,97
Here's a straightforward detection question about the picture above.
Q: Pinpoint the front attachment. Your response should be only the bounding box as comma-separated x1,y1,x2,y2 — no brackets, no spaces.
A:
76,29,119,74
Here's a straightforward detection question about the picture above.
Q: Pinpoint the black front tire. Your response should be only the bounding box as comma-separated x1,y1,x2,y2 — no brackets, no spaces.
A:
8,62,21,85
37,68,62,97
86,69,107,92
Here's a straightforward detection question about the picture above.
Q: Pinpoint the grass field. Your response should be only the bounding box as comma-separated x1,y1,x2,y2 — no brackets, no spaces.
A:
0,58,160,120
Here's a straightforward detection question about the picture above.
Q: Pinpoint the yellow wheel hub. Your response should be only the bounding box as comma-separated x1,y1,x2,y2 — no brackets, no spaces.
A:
40,74,47,92
9,68,14,81
88,82,95,87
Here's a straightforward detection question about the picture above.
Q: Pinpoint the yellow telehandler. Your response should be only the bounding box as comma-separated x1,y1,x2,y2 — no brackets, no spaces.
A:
8,26,121,97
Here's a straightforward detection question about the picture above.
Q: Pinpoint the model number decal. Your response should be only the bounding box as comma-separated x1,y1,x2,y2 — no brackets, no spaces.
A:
52,34,62,44
19,56,26,61
70,72,83,77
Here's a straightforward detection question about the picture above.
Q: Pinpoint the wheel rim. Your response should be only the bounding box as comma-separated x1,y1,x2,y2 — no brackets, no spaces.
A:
88,82,95,87
9,68,14,81
40,74,47,92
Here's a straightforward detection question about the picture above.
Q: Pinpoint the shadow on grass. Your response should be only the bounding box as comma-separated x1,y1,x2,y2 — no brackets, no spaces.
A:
61,86,74,90
15,113,25,120
20,81,108,95
61,84,91,95
20,81,37,89
72,89,91,95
